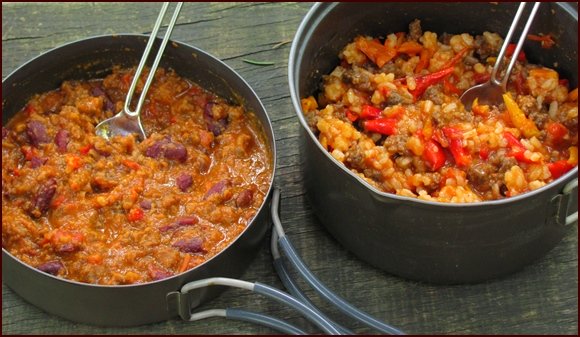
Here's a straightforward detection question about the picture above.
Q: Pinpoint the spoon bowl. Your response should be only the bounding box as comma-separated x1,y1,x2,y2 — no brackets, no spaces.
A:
460,2,540,110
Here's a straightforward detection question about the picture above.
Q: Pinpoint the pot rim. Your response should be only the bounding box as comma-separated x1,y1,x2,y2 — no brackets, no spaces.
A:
2,33,277,288
288,2,578,209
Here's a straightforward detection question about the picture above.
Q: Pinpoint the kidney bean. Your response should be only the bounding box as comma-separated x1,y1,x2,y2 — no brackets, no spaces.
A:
90,86,106,97
2,127,8,140
37,260,63,275
235,189,254,208
34,178,57,215
176,173,193,191
57,243,78,253
176,216,199,226
145,138,170,158
172,237,204,253
150,268,172,281
204,179,231,199
140,199,152,210
204,102,228,136
26,120,49,147
90,86,115,112
163,142,187,162
30,156,48,168
54,129,69,153
159,215,199,232
145,138,188,162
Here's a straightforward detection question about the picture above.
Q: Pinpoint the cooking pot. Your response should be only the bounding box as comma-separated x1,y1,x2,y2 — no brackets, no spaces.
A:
289,2,578,284
1,34,276,326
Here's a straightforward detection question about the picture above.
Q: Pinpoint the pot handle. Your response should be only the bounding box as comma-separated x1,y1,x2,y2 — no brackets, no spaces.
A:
563,178,578,226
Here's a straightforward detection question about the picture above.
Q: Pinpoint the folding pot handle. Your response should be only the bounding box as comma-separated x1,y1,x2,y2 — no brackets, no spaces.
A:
563,178,578,226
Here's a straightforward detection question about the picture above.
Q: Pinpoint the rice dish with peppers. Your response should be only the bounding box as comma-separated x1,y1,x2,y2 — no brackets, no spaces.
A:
301,19,578,202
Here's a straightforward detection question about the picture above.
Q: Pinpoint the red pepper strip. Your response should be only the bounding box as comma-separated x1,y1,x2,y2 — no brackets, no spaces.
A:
422,139,446,171
409,66,455,100
505,43,526,62
397,41,423,55
415,49,431,73
547,160,574,179
441,47,469,69
363,117,398,135
527,34,555,49
442,127,472,167
503,132,533,163
443,77,461,95
357,37,397,68
345,109,359,122
546,122,569,145
360,104,382,119
122,159,141,170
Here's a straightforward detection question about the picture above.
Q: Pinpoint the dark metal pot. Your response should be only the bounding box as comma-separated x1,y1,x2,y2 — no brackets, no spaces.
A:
2,35,276,326
289,2,578,284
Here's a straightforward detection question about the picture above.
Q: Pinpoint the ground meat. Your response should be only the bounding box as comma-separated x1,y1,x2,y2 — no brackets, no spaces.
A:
488,149,517,174
439,32,453,46
342,66,374,92
517,95,547,128
423,85,444,105
383,134,410,155
474,34,495,60
408,19,422,41
467,162,497,193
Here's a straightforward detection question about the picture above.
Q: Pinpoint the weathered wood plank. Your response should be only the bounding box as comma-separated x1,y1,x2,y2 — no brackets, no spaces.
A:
2,2,577,335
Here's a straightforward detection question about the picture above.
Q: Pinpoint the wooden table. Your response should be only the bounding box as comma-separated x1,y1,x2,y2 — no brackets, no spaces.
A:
2,2,578,335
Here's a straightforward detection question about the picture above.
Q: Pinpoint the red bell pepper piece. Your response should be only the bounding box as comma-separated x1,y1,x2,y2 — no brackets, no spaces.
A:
503,132,533,163
546,122,569,145
422,139,446,171
479,146,490,160
360,104,382,119
345,109,359,122
127,207,144,222
547,160,574,179
363,117,398,135
505,43,526,62
79,144,92,155
473,72,491,84
442,127,472,167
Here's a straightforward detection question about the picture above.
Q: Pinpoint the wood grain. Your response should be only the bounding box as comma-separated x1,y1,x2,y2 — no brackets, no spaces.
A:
2,2,577,335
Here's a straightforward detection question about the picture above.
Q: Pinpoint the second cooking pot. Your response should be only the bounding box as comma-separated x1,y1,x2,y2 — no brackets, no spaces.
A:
289,2,578,284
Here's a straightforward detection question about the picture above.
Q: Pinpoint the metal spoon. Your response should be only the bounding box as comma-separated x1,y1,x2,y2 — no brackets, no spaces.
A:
95,2,183,141
460,2,540,111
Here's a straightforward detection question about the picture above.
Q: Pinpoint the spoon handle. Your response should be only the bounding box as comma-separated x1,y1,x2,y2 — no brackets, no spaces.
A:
490,2,540,89
124,2,183,117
